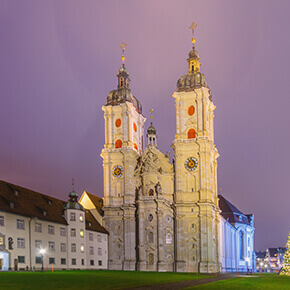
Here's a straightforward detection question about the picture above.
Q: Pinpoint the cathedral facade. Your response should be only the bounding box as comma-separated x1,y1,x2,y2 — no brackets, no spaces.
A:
101,27,255,273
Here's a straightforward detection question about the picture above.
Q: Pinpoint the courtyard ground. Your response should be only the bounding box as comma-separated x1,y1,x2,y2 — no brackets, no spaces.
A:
0,270,211,289
0,271,289,289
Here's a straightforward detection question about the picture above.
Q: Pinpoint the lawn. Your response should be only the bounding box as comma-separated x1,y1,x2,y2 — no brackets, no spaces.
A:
0,270,212,289
186,274,290,289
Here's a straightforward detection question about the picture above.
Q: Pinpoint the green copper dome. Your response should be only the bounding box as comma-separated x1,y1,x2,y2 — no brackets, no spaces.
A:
147,123,157,135
64,191,85,211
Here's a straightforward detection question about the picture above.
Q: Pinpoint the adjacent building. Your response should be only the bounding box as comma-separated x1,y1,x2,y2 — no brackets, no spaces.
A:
0,180,108,271
259,247,286,273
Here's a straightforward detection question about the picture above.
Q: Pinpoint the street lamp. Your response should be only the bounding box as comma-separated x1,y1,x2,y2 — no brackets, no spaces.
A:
40,249,46,272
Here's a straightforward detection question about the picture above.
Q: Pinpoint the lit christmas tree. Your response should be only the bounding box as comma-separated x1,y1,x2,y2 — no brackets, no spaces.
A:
280,231,290,276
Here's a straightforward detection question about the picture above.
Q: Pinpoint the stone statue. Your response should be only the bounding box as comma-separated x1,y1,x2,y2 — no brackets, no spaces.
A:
8,237,13,250
155,182,162,195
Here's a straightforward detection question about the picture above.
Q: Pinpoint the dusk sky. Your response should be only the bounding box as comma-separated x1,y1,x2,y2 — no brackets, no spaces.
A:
0,0,289,251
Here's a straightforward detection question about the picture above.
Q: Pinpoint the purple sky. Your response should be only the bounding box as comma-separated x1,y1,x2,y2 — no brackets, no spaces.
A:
0,1,289,251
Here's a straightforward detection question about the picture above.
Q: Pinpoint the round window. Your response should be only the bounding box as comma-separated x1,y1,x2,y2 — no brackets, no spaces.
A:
188,105,195,115
148,214,153,222
116,118,121,127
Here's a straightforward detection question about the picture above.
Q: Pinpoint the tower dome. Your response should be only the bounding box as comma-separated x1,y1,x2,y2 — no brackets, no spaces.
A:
64,190,85,211
147,123,156,135
176,22,210,94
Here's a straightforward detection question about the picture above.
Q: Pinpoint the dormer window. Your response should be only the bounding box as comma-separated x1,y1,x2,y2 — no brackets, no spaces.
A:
10,202,14,208
43,210,47,216
239,216,242,222
15,190,19,196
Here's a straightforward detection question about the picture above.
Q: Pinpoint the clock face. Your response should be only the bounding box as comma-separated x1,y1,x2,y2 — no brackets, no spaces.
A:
185,157,198,171
112,165,123,178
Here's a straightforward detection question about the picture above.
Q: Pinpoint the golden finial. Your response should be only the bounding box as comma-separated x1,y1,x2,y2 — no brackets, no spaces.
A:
150,109,154,120
120,42,127,63
189,22,197,45
72,178,75,191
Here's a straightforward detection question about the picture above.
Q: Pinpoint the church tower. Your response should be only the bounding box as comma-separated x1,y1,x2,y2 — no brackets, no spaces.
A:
101,43,146,270
172,23,220,273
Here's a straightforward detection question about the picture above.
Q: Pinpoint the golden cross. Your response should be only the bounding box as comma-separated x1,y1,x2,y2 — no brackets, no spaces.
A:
189,22,197,36
150,109,154,120
120,42,127,63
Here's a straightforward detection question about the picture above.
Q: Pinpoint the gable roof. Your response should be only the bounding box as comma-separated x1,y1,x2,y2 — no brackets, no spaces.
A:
0,180,108,234
83,191,103,215
218,194,253,226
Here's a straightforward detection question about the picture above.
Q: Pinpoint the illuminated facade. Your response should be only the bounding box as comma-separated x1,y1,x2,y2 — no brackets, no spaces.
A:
95,25,255,273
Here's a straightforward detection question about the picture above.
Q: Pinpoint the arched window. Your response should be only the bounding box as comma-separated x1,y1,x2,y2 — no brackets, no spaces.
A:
133,123,137,132
134,143,138,151
188,129,196,139
149,189,154,196
148,232,154,243
165,233,172,244
115,139,122,149
239,231,244,260
149,253,154,265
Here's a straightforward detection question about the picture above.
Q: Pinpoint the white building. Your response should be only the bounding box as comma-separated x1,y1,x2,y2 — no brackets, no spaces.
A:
0,180,108,271
218,195,255,272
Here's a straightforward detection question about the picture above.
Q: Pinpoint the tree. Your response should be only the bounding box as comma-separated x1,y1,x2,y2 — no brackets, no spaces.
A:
280,231,290,276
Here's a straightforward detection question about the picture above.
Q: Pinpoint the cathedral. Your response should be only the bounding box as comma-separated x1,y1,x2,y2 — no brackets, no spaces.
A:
100,25,255,273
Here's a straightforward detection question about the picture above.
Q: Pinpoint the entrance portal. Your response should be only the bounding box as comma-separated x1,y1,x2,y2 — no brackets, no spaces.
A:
0,252,9,271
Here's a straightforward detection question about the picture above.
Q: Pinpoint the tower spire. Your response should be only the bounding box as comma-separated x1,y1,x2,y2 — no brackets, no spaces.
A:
187,21,200,75
120,42,127,65
189,22,197,46
147,109,157,147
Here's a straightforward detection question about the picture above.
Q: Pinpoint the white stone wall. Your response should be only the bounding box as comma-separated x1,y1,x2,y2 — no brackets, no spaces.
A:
0,210,108,271
85,231,108,269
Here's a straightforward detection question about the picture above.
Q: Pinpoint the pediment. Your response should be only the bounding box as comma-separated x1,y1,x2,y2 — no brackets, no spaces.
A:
113,238,123,243
187,236,197,242
145,246,156,252
164,227,173,232
145,225,154,231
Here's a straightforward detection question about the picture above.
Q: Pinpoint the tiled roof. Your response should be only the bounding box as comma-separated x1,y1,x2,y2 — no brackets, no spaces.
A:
85,210,108,234
84,191,104,215
0,180,107,234
0,180,68,225
218,194,253,226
